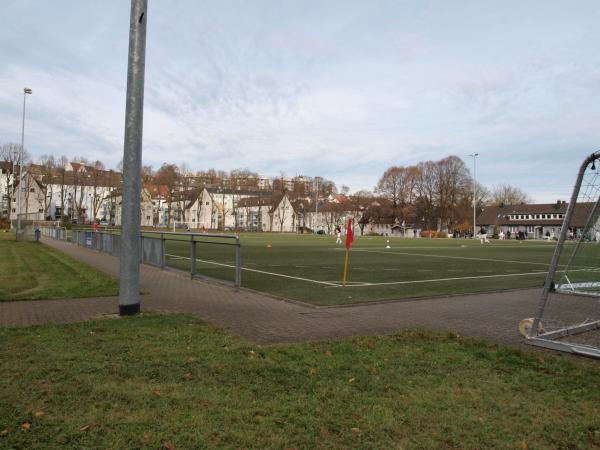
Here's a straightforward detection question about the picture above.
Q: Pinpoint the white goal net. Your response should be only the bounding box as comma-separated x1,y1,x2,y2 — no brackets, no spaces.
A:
525,151,600,358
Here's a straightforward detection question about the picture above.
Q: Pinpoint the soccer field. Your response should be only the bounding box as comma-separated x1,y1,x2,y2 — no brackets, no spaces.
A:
161,233,573,306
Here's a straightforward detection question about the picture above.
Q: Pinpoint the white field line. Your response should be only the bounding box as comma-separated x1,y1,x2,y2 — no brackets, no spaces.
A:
323,270,551,288
165,253,338,287
324,267,594,288
346,248,593,269
165,253,595,289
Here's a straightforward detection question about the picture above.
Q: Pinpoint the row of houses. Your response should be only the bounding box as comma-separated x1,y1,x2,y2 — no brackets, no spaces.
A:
477,201,594,239
0,162,361,234
3,160,594,238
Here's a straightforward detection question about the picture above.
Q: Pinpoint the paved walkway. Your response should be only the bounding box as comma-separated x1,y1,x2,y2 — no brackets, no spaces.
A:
0,238,543,348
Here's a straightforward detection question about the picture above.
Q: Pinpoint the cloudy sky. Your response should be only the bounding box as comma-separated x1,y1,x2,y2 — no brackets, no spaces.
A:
1,1,600,201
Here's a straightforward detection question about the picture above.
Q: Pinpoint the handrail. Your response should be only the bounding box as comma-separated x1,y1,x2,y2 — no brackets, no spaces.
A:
44,226,242,288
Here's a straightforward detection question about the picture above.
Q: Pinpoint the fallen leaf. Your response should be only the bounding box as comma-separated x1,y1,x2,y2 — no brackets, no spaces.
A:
348,377,356,383
79,425,91,432
164,441,176,450
21,422,31,431
0,429,8,437
143,431,152,441
351,427,361,434
520,442,529,450
34,411,45,418
308,368,317,375
152,389,161,396
183,372,193,380
325,350,332,356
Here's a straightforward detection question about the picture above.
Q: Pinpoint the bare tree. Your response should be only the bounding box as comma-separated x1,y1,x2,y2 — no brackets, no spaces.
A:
178,163,194,221
155,163,180,226
490,184,530,206
38,155,56,218
435,156,470,231
52,156,70,221
414,161,437,229
89,160,107,221
1,143,30,218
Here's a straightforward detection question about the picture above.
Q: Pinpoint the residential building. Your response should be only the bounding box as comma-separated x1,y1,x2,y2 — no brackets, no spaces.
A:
477,201,595,239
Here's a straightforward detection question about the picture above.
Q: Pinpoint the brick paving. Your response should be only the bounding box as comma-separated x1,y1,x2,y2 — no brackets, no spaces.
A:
0,237,544,349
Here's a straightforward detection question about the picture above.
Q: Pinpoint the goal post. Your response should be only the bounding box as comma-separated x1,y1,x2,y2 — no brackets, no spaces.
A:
524,150,600,358
172,221,207,232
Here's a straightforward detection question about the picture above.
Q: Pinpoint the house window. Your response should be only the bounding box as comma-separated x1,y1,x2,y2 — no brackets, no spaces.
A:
12,208,15,212
535,215,540,219
206,202,209,205
38,208,43,213
30,188,35,192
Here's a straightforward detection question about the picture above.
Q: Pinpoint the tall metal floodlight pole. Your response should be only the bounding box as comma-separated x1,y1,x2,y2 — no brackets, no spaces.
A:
119,0,147,316
17,87,32,236
468,153,479,239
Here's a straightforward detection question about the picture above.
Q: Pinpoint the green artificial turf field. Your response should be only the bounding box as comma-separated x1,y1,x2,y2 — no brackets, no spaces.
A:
159,233,573,306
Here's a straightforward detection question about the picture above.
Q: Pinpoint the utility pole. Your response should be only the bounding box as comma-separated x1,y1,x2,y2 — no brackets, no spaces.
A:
17,87,32,238
119,0,147,316
468,153,479,239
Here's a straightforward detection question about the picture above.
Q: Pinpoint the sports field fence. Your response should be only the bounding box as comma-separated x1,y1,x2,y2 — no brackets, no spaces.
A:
41,227,242,288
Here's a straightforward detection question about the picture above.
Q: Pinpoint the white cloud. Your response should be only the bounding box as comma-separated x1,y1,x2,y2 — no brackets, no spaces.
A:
0,0,599,199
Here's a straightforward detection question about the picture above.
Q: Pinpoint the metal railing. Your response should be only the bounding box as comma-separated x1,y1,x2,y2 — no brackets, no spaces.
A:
41,227,242,288
40,226,68,241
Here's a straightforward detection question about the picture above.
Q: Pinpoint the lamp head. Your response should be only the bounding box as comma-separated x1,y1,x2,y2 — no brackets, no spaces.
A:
24,88,32,95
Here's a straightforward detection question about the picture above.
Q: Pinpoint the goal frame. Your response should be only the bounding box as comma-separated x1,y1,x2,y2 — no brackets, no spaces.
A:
525,150,600,358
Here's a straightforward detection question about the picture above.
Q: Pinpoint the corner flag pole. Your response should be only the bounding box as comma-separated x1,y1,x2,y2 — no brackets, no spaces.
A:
342,247,350,287
342,218,354,287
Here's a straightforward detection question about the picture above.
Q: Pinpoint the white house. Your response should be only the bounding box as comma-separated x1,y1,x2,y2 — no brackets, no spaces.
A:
9,172,46,222
236,192,297,232
102,189,155,227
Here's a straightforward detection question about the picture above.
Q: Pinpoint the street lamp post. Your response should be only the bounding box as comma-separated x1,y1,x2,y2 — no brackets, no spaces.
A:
468,153,479,239
16,87,32,237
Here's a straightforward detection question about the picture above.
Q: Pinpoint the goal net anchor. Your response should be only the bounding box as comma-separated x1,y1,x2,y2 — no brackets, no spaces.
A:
524,149,600,358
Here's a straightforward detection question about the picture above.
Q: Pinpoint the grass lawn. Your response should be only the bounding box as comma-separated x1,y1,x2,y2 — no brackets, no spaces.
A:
160,233,571,305
0,232,118,301
1,314,599,449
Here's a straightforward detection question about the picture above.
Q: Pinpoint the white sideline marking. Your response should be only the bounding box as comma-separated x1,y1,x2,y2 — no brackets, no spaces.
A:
165,253,591,289
347,248,575,268
323,267,592,288
323,270,551,288
165,253,338,287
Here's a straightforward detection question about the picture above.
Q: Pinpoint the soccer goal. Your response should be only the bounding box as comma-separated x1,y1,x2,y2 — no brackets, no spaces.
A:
172,221,206,232
523,150,600,358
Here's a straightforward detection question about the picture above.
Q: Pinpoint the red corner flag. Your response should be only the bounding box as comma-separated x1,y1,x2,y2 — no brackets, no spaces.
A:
345,219,354,249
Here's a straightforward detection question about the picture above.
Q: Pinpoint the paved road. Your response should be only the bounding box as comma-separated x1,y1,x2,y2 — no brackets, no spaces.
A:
0,237,542,348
